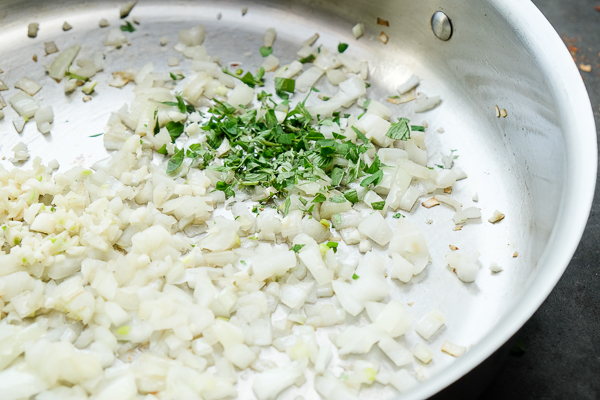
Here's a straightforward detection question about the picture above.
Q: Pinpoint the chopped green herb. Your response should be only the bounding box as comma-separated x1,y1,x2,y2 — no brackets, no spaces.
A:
388,95,400,99
326,241,339,253
411,125,425,132
338,42,349,53
157,144,168,155
360,170,383,187
170,72,185,80
393,213,405,219
222,66,265,88
351,126,370,144
120,21,135,32
362,99,371,109
240,260,247,265
166,148,185,173
329,195,347,203
312,193,327,203
330,167,344,186
215,181,235,198
89,133,104,137
274,77,295,99
352,273,360,280
299,54,316,63
165,121,185,142
435,164,445,169
260,46,273,57
292,244,306,253
283,197,291,217
386,118,411,140
65,71,89,82
371,201,385,210
333,213,342,225
344,189,359,203
299,197,308,206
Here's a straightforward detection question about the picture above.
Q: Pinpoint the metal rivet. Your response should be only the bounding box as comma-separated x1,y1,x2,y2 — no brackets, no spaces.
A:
431,11,453,41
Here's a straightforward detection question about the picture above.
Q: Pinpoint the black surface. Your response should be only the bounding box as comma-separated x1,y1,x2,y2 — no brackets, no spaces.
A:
481,1,600,399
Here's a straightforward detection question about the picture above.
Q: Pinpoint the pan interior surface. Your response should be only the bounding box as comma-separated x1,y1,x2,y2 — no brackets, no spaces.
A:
0,0,594,398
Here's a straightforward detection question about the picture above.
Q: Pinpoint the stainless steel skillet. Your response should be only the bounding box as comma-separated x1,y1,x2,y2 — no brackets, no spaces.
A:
0,0,595,398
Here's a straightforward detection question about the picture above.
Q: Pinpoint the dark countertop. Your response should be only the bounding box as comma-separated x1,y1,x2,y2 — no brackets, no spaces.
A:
481,1,600,399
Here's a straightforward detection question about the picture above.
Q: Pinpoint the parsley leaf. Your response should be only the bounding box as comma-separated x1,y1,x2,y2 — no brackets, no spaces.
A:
215,181,235,198
166,148,185,173
352,273,360,280
166,121,185,142
338,42,349,53
386,118,411,140
292,244,306,253
344,189,359,203
299,54,316,63
360,170,383,187
329,195,347,203
351,126,370,144
157,144,168,155
274,77,295,99
283,197,291,217
120,21,136,32
331,167,344,186
312,193,327,203
260,46,273,57
371,201,385,210
326,241,339,253
393,213,405,219
411,125,425,132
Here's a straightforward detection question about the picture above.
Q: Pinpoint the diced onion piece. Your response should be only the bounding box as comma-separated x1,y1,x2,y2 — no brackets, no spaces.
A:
358,211,392,246
488,210,505,223
453,206,481,225
104,29,128,48
295,66,324,93
274,61,303,79
0,93,6,109
412,342,433,363
398,74,420,94
415,310,445,340
390,369,418,393
261,54,279,72
326,69,346,86
446,251,480,282
378,336,413,367
44,41,59,55
252,358,308,400
414,92,442,113
352,23,365,39
13,116,26,133
302,33,319,47
15,77,42,95
263,27,276,47
441,340,466,357
82,80,97,95
120,0,137,18
49,45,81,81
34,106,53,134
435,194,462,211
11,142,29,162
10,91,39,118
178,25,206,47
0,79,7,91
28,23,39,38
489,262,503,273
422,197,439,209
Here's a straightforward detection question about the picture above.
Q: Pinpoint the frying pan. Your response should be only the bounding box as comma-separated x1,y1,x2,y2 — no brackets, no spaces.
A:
0,0,596,398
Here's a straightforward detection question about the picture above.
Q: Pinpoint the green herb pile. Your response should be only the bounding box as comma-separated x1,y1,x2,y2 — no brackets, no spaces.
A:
159,74,424,207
